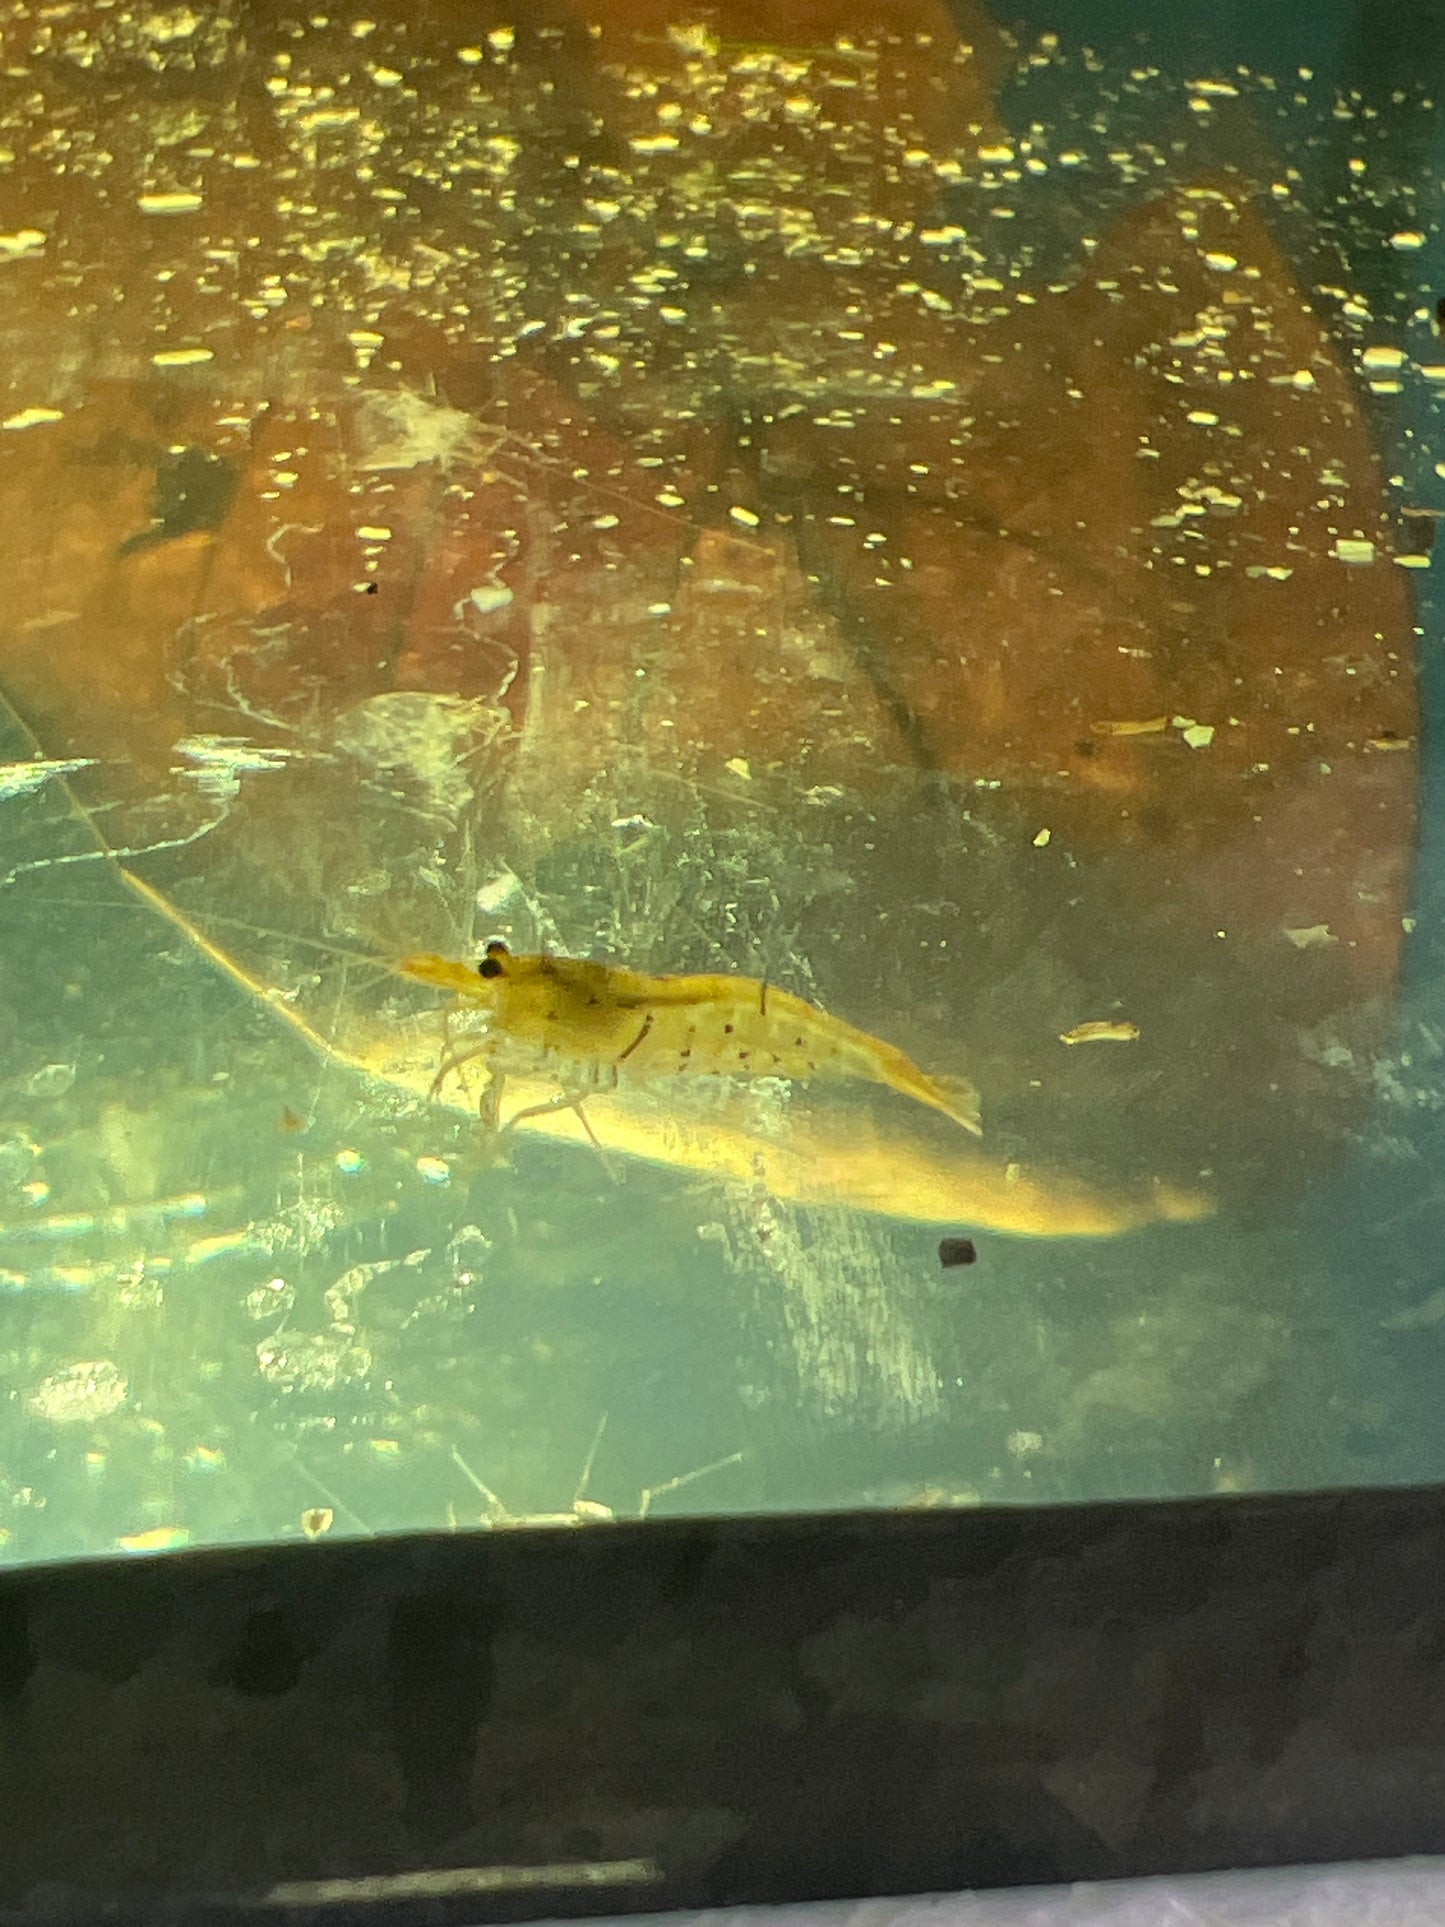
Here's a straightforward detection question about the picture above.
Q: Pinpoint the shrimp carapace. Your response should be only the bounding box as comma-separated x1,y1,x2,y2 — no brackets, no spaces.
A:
399,941,983,1135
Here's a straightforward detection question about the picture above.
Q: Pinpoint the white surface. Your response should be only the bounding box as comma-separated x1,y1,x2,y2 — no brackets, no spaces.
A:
599,1859,1445,1927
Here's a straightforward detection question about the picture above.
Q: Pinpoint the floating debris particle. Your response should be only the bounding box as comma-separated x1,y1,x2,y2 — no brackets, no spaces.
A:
1059,1020,1141,1046
175,734,295,802
335,1147,366,1175
1283,924,1338,949
257,1332,372,1392
29,1360,128,1422
1092,716,1168,737
0,756,94,798
1,406,63,431
465,582,513,616
1333,538,1375,564
118,1527,191,1554
301,1507,335,1539
137,190,204,215
1389,231,1426,251
416,1156,451,1185
1360,344,1405,372
25,1062,76,1098
0,227,45,258
1032,827,1051,847
938,1236,977,1268
1180,723,1216,749
245,1278,295,1320
151,347,214,367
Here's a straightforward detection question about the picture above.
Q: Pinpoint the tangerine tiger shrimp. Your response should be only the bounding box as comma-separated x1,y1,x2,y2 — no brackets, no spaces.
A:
400,940,983,1140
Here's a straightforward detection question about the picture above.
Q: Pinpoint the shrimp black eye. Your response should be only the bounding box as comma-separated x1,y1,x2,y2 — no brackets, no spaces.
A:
478,956,504,979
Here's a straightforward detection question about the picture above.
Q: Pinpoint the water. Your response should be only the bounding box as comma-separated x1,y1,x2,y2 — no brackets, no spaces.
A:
0,0,1442,1564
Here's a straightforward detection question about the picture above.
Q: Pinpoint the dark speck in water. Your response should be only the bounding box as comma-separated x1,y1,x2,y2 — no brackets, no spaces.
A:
938,1236,977,1268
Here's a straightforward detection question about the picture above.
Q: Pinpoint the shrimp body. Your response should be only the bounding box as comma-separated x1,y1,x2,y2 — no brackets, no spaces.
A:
400,943,982,1134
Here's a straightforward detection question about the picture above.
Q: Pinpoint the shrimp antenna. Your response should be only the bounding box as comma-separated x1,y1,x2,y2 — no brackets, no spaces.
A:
0,679,380,1068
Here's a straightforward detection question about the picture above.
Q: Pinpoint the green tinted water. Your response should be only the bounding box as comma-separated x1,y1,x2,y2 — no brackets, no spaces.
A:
1,0,1443,1562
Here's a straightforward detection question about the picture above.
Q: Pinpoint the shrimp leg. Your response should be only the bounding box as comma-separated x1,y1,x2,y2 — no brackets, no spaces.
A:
427,1010,498,1108
433,1049,505,1133
500,1085,619,1182
427,1042,492,1099
501,1085,598,1142
426,1002,465,1098
425,1023,507,1147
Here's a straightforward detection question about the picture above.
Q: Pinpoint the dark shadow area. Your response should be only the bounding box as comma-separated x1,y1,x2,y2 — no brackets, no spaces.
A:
2,1489,1445,1923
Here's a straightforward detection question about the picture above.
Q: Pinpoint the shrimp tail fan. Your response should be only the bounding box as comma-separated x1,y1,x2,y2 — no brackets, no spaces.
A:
928,1071,984,1137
